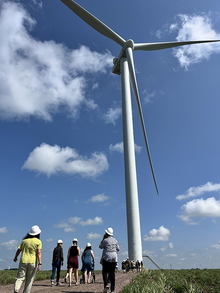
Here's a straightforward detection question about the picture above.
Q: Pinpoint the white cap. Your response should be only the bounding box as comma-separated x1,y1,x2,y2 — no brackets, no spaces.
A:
73,238,78,242
86,242,91,247
29,225,41,236
57,239,63,244
105,227,113,236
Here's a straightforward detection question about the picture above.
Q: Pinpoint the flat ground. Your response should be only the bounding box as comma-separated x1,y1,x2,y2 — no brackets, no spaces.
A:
0,271,135,293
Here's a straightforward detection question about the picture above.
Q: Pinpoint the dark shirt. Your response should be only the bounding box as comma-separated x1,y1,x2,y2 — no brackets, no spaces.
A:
52,245,63,264
70,245,78,257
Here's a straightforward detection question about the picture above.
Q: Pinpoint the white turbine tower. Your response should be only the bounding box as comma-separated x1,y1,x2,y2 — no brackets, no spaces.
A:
61,0,219,262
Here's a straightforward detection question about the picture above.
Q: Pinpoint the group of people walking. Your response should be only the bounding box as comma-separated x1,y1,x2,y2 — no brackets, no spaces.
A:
13,225,120,293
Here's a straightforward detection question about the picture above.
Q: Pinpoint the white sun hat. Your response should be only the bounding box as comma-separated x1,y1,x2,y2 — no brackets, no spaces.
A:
86,242,91,247
57,239,63,244
73,238,78,242
105,227,113,236
29,225,41,236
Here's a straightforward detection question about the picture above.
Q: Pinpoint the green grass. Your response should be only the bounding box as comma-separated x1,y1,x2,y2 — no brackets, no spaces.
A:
2,268,220,292
119,269,220,293
0,269,102,285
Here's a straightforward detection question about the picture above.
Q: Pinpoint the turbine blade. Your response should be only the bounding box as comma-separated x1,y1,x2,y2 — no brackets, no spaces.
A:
61,0,125,46
134,40,220,51
126,47,159,195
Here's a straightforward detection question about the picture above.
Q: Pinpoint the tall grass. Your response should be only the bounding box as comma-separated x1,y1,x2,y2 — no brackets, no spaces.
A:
119,269,220,293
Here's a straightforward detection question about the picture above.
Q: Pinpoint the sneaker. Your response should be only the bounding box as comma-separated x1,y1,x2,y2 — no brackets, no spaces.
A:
51,281,54,287
103,287,109,293
56,282,62,286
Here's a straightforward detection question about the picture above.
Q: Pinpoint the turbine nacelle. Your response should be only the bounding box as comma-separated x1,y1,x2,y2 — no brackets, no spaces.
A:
113,39,135,75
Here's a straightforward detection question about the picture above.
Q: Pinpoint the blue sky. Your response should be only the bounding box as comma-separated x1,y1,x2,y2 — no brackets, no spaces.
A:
0,0,220,271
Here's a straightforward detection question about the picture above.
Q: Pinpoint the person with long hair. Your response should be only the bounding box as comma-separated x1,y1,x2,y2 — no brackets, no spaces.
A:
81,243,95,284
67,238,80,287
13,225,42,293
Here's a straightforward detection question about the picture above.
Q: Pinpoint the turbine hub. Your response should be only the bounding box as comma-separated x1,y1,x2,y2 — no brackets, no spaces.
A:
123,39,134,52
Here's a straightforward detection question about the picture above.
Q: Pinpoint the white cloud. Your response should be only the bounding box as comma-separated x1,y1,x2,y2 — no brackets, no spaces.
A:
211,241,220,249
143,226,170,241
54,216,103,232
46,238,53,242
87,232,102,239
109,142,124,153
22,143,109,178
160,242,174,251
68,217,82,225
64,227,75,233
80,216,103,226
103,107,122,125
0,227,8,233
0,1,113,121
170,14,220,70
92,82,99,90
176,182,220,201
142,90,156,103
31,0,42,9
109,141,142,154
90,193,109,203
0,239,18,250
165,254,177,257
177,197,220,225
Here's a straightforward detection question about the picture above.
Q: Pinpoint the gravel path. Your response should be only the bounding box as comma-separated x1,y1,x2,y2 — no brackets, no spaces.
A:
0,271,136,293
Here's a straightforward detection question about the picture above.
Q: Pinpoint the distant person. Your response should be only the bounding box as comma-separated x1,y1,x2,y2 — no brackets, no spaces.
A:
81,242,95,284
51,239,64,286
99,227,119,293
126,257,131,272
67,238,80,286
136,260,141,273
13,225,42,293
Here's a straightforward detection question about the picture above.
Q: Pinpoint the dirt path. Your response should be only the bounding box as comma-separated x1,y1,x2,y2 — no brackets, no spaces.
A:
0,271,136,293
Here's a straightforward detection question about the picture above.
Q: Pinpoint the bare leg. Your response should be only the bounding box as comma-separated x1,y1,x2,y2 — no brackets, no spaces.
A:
88,271,91,283
75,268,78,285
69,268,72,286
84,270,87,283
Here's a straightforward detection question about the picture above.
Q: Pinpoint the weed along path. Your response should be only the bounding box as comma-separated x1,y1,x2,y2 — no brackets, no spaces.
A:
0,271,135,293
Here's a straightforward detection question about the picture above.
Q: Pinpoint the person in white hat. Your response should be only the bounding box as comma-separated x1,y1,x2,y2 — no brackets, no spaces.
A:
13,225,42,293
99,227,119,293
81,243,95,284
51,239,64,287
67,238,80,287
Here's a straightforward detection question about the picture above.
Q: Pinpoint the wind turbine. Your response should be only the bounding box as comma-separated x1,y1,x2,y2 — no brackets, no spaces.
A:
60,0,219,262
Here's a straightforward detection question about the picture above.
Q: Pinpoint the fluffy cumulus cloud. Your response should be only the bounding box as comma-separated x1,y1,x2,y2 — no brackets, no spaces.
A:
90,193,109,203
87,232,102,239
177,197,220,225
103,107,122,125
80,216,103,226
54,216,103,232
170,13,220,69
109,141,142,154
0,1,113,121
143,226,170,241
0,227,8,233
22,143,109,178
176,182,220,201
0,239,18,250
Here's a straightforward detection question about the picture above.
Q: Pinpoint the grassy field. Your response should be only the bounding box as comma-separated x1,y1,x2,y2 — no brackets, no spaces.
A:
120,269,220,293
1,268,220,292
